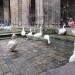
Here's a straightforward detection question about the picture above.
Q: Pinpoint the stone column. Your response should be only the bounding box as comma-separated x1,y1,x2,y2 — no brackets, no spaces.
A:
22,0,29,26
52,0,60,26
3,0,10,25
35,0,43,25
10,0,18,27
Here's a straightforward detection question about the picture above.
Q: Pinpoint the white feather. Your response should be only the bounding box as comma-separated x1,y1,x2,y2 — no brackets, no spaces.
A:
58,24,66,35
44,35,51,44
21,27,26,36
71,30,75,36
34,26,43,38
7,33,17,51
69,41,75,62
7,39,17,50
26,28,32,37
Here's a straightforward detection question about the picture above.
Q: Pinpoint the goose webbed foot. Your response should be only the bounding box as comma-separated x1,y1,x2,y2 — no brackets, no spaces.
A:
10,49,18,52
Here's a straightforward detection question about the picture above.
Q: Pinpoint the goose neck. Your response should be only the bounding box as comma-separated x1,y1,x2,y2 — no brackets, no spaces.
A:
23,27,25,31
40,30,42,33
63,24,66,28
40,27,42,32
73,41,75,53
30,28,32,32
63,26,65,28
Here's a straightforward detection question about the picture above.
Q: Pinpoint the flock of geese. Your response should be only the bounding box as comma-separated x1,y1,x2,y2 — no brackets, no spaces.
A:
7,24,75,63
7,26,51,52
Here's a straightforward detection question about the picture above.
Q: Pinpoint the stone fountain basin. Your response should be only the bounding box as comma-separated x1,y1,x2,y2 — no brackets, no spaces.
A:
0,33,74,75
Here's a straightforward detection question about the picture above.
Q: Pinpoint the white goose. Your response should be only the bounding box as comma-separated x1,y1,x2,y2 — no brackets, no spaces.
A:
58,24,66,35
44,35,51,44
69,41,75,62
26,28,33,39
7,33,17,52
21,27,26,36
33,26,43,39
71,30,75,36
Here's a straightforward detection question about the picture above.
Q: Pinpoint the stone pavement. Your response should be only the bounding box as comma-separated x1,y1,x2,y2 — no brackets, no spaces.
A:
0,37,73,75
40,62,75,75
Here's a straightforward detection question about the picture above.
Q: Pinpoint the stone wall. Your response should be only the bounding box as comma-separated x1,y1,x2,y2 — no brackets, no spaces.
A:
43,0,60,26
10,0,30,27
6,0,61,27
10,0,18,27
22,0,29,26
0,0,3,20
35,0,43,25
3,0,10,24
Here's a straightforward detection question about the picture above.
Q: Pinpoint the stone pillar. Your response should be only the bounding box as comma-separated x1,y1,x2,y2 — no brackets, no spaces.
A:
10,0,18,27
35,0,43,25
3,0,10,25
43,0,52,26
22,0,29,26
18,0,22,26
52,0,60,26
